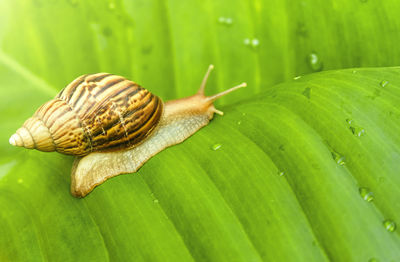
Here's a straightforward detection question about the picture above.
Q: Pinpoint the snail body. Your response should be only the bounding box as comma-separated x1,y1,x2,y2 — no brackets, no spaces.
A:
10,65,246,197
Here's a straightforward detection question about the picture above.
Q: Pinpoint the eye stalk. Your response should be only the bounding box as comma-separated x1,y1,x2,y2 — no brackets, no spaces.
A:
200,64,246,115
198,64,247,102
204,81,247,115
165,64,246,119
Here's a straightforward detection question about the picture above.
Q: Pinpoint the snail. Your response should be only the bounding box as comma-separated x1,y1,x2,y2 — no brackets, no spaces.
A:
9,65,246,197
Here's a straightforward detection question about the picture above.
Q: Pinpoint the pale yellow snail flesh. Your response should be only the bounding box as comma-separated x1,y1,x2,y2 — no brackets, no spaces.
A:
9,65,246,197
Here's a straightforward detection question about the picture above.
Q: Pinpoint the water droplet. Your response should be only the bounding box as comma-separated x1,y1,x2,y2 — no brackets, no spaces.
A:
218,17,233,26
383,219,396,232
244,38,259,49
153,199,159,204
349,125,366,137
359,187,374,202
237,120,242,125
307,52,323,71
293,76,301,80
380,80,389,88
352,70,357,74
346,119,366,137
302,87,311,99
17,178,23,184
356,128,365,137
278,171,285,176
331,151,346,166
108,2,116,10
251,38,260,47
211,143,222,151
242,112,246,116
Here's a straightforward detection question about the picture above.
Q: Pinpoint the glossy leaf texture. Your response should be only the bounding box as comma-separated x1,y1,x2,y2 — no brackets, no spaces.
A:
1,0,400,261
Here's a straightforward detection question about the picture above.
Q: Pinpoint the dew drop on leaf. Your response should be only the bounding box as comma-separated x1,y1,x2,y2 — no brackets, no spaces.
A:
307,52,323,71
331,151,346,166
293,76,301,80
380,80,389,88
218,17,233,26
251,38,260,48
244,38,259,49
346,119,366,137
277,171,285,177
356,128,365,137
153,199,159,204
359,187,374,202
211,143,222,151
225,17,233,25
383,219,396,232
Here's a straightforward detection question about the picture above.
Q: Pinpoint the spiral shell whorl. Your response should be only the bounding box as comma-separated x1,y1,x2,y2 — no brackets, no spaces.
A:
10,73,163,156
9,116,56,152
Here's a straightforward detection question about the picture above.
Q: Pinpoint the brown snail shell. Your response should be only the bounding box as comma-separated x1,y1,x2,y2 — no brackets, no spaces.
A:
9,73,163,156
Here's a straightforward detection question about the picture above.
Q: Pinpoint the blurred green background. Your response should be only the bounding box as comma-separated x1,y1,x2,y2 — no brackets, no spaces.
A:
1,0,400,261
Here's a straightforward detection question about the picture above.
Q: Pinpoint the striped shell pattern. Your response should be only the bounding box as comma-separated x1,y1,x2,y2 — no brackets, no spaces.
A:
11,73,164,156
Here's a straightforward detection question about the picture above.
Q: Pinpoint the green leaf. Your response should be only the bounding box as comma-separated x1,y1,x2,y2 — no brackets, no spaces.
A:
1,1,400,261
2,66,400,260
